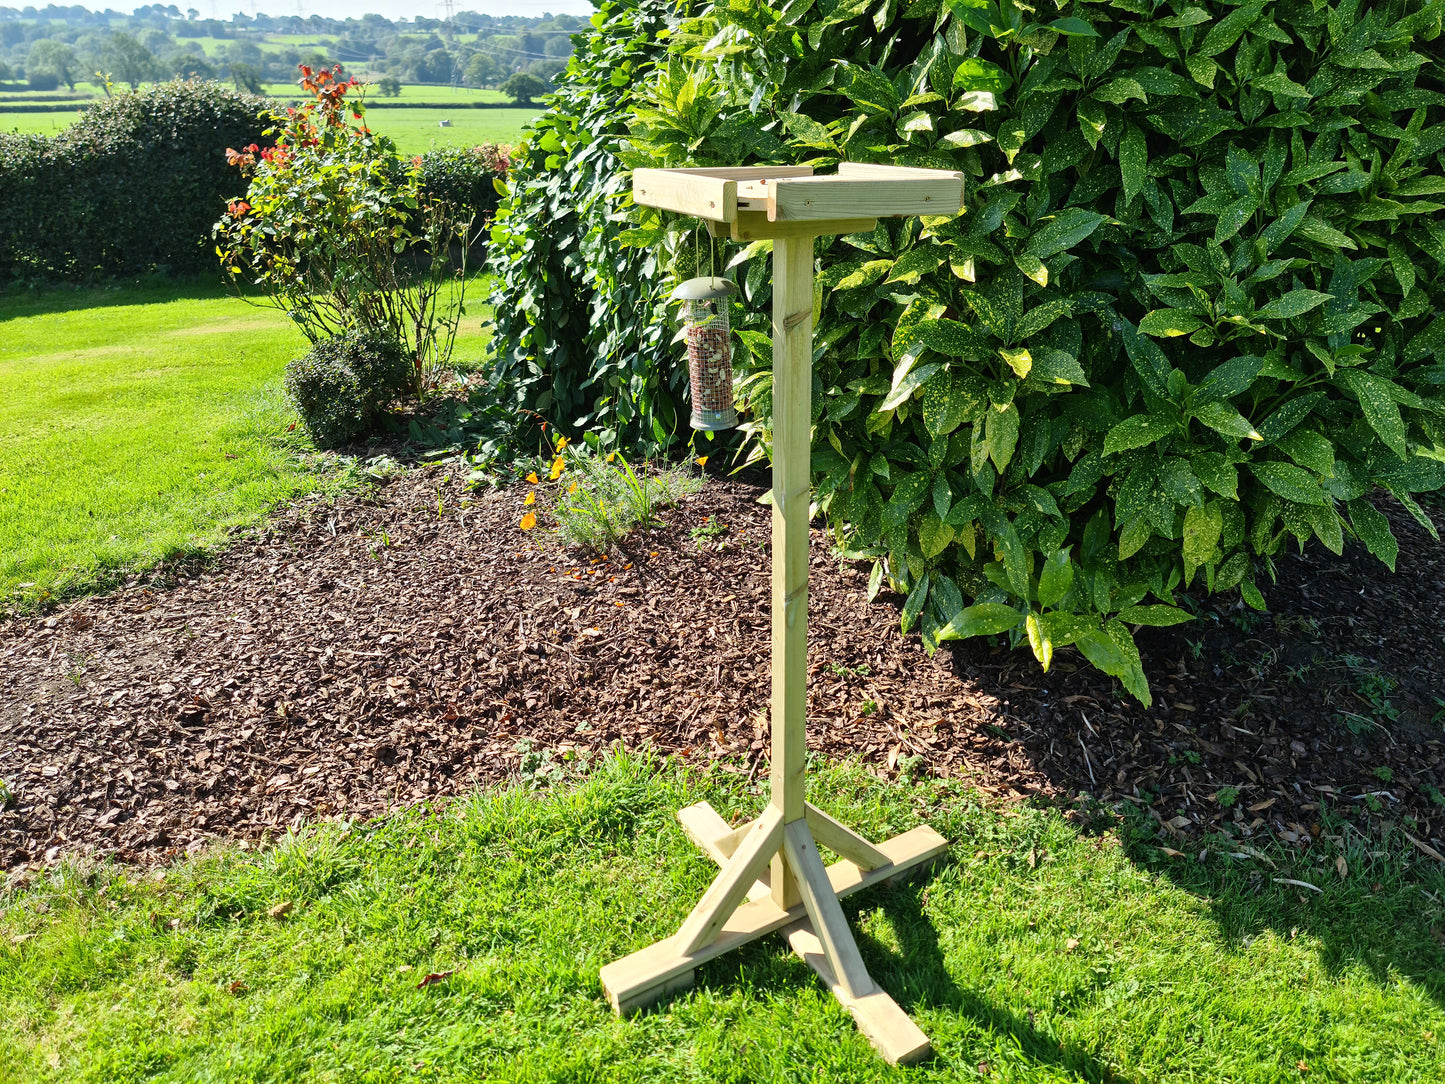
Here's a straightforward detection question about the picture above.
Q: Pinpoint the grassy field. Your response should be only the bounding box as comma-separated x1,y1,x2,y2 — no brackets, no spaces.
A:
0,279,494,608
361,107,539,152
0,754,1441,1082
275,84,515,104
0,99,536,149
0,111,84,136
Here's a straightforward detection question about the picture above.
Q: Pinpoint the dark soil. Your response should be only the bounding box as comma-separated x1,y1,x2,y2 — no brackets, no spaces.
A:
2,469,1442,875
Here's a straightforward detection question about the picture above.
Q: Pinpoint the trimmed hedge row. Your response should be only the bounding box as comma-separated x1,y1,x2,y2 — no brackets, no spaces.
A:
0,81,271,278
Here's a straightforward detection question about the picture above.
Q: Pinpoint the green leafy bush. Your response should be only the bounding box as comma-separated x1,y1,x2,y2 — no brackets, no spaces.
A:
216,66,471,385
284,331,412,448
417,144,511,233
0,80,270,279
502,0,1445,704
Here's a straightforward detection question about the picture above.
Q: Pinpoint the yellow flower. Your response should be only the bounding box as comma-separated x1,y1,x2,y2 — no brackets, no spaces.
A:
519,512,537,530
696,455,708,468
524,490,536,505
525,471,539,484
555,435,569,452
567,482,578,495
606,451,617,463
549,457,565,480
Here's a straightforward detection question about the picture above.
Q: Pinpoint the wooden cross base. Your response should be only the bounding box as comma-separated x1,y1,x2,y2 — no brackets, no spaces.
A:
599,801,947,1065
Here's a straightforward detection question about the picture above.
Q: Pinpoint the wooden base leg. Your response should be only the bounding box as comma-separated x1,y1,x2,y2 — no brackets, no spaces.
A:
601,801,940,1065
598,812,944,1021
783,921,932,1066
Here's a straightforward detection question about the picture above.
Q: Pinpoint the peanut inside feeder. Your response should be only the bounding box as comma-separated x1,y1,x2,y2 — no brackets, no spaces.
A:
671,276,738,431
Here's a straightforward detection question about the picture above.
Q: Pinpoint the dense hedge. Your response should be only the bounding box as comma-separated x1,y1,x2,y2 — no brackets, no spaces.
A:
0,80,510,282
493,0,1445,702
285,332,414,448
0,80,270,279
417,144,511,237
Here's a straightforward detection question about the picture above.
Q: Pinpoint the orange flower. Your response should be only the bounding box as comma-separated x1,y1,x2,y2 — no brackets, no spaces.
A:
567,482,578,495
548,458,565,480
524,491,536,505
526,471,539,484
696,455,708,467
519,512,537,530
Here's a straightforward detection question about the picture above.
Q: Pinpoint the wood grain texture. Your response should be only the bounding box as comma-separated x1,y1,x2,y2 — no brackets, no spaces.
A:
770,233,814,826
805,803,890,871
631,169,736,222
673,805,782,955
783,922,933,1065
768,176,964,222
783,818,876,999
729,211,876,240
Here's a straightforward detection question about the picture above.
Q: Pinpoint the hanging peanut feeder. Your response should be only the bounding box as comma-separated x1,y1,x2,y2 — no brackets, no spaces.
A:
671,276,739,431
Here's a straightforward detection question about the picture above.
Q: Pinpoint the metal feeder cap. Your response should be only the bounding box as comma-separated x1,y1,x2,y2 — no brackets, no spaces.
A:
669,276,738,302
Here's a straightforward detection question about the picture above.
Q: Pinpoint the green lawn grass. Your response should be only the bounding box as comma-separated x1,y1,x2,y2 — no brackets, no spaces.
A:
0,279,494,608
1,754,1440,1082
0,284,322,605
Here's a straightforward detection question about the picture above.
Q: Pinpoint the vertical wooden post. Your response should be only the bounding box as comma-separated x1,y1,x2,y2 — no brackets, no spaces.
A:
769,235,815,811
768,232,814,909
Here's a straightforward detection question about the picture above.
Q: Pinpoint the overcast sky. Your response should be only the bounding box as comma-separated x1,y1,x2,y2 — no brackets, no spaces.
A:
179,1,594,19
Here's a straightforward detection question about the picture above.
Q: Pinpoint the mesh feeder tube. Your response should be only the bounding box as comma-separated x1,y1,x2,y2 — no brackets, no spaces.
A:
671,276,739,431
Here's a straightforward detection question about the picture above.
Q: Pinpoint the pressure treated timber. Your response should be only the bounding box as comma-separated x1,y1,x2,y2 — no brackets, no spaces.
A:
783,818,875,999
673,807,783,955
770,232,813,827
605,161,963,1062
675,803,771,902
631,169,738,223
805,803,890,871
783,921,933,1066
728,211,876,241
598,823,948,1015
632,166,813,222
767,175,965,223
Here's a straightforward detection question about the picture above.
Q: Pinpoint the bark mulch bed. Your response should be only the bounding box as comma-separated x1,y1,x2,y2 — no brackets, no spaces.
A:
2,469,1443,877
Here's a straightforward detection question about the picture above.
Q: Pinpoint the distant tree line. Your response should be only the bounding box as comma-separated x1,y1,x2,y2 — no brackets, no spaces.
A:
0,5,579,93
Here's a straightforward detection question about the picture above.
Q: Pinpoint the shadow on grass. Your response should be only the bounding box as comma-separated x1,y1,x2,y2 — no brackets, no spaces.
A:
0,275,242,321
1116,811,1445,1011
689,867,1131,1082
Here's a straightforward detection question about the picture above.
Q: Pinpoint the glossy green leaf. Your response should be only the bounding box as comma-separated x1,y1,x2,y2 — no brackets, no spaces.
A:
1193,401,1262,441
1139,309,1206,337
1250,461,1329,505
1037,548,1074,607
1256,289,1332,320
937,602,1025,640
1347,498,1399,572
1341,370,1407,459
1105,414,1173,455
1116,604,1193,626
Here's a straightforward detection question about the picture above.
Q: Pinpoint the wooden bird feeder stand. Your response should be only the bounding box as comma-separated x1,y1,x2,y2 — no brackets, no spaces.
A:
601,163,965,1066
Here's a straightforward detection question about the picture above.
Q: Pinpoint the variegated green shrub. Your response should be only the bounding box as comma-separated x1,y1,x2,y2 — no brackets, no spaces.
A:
614,0,1445,704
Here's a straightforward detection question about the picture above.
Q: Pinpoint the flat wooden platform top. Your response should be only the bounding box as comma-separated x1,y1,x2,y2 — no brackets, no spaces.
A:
632,163,964,225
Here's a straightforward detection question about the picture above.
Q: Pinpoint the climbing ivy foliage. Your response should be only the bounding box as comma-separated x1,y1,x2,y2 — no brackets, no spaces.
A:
610,0,1445,704
485,0,691,452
